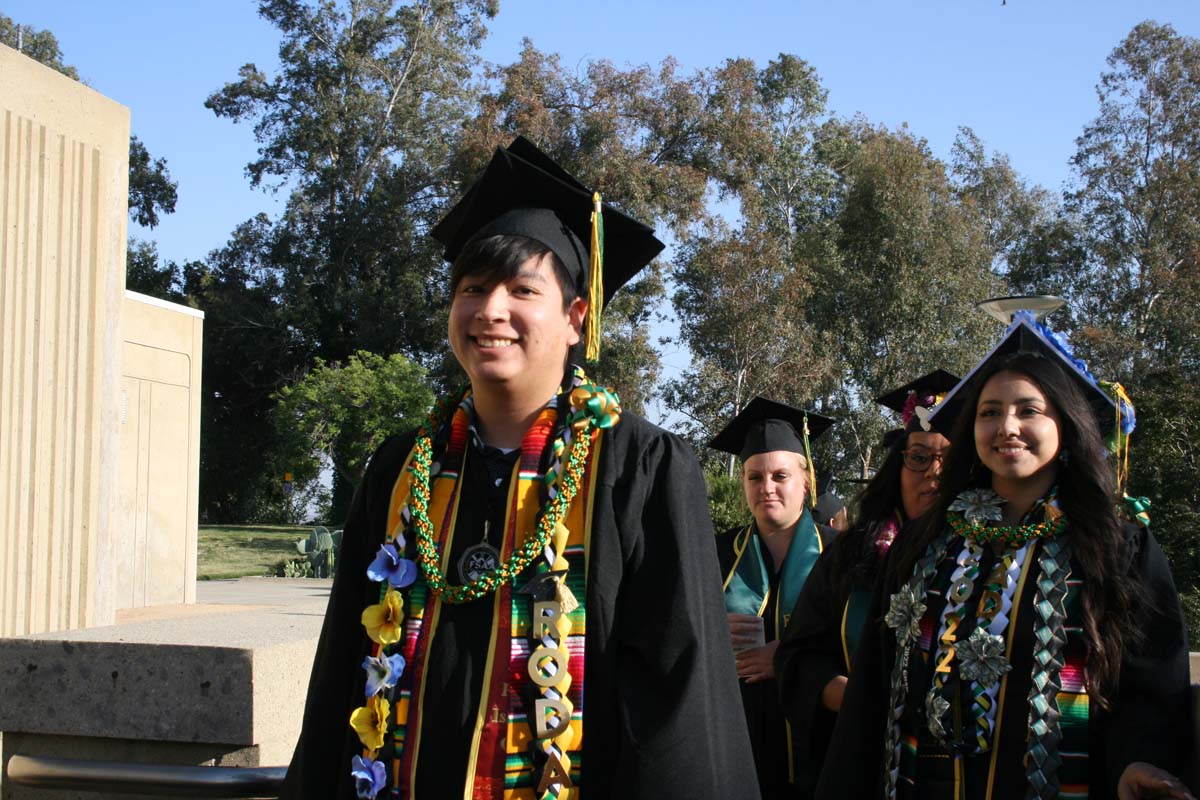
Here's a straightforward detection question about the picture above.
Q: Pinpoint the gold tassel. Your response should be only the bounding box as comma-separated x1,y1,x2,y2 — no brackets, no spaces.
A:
1111,382,1134,495
803,413,818,509
556,579,580,614
585,192,604,361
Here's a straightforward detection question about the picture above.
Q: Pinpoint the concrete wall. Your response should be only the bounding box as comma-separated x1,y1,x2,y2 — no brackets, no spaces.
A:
115,292,203,609
0,45,129,637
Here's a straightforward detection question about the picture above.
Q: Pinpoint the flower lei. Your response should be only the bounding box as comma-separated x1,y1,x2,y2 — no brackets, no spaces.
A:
348,370,621,797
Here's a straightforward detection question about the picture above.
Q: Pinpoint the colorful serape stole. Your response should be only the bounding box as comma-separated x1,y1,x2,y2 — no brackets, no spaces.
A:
1051,576,1089,797
380,398,602,799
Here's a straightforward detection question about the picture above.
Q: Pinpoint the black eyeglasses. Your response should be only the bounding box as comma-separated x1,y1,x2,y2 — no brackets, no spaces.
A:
901,448,946,472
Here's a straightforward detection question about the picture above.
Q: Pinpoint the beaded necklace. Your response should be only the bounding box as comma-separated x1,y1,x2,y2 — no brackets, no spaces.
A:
946,510,1066,547
408,392,597,605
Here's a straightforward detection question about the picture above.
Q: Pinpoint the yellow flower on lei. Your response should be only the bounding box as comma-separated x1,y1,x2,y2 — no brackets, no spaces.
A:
349,694,391,752
362,588,404,645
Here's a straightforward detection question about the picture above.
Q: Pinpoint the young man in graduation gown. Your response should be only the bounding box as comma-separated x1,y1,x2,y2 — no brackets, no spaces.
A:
281,137,758,800
709,398,837,800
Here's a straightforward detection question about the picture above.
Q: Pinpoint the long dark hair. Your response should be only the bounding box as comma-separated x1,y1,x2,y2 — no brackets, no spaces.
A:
889,351,1142,708
829,432,907,601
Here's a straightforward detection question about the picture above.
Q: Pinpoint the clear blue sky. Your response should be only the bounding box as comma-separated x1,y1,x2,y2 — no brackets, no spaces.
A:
6,1,1199,272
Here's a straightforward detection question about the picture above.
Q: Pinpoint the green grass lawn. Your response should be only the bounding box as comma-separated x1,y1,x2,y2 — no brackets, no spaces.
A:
198,525,314,580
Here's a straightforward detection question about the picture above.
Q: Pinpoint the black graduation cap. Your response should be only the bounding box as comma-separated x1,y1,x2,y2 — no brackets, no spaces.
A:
928,313,1120,435
708,397,834,461
875,369,962,433
875,369,961,416
881,428,906,450
430,137,665,358
814,491,845,523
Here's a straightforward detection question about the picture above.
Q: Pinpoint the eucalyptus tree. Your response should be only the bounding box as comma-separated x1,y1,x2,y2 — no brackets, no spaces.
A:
200,0,497,519
1064,20,1200,633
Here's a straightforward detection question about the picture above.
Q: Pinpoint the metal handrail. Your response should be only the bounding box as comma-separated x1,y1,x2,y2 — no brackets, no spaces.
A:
5,754,286,798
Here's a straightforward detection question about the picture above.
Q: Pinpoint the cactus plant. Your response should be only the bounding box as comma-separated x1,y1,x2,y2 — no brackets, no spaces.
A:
296,526,337,578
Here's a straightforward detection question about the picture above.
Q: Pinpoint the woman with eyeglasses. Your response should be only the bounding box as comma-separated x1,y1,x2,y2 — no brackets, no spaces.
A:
775,371,957,799
814,316,1193,800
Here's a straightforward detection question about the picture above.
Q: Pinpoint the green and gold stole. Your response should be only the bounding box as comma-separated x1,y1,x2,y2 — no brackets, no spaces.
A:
723,507,824,630
722,507,824,784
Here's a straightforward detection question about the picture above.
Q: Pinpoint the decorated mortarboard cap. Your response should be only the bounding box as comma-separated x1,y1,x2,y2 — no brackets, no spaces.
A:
708,397,834,460
430,136,665,358
928,311,1131,439
876,369,961,432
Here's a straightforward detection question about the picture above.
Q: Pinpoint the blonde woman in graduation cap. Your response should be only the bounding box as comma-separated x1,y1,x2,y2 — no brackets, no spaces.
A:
710,398,837,800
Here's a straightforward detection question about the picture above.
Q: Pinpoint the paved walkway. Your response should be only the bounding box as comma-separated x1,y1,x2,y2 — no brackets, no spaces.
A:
113,577,333,625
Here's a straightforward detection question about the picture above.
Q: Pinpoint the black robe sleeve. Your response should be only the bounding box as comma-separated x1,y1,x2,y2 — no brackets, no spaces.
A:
775,544,843,776
813,566,894,800
1098,524,1193,785
594,416,760,800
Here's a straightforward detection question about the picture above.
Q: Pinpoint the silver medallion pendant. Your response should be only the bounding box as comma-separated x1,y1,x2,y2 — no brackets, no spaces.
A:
458,542,501,584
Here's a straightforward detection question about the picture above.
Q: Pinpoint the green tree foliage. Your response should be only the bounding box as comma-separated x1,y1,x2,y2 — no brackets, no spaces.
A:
1060,20,1200,635
454,42,713,410
126,240,185,300
666,218,822,454
273,351,433,522
206,0,497,365
1067,20,1200,377
950,126,1056,273
805,120,1000,477
665,56,837,464
199,0,498,520
667,57,1002,481
186,215,309,523
128,135,178,229
0,15,79,79
704,465,747,534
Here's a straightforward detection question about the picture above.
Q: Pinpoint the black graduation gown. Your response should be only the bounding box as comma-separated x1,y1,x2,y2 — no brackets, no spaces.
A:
773,535,856,800
715,521,838,800
814,524,1192,800
282,411,759,800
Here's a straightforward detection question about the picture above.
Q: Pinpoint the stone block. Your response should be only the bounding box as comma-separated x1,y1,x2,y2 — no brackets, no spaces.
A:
0,579,329,798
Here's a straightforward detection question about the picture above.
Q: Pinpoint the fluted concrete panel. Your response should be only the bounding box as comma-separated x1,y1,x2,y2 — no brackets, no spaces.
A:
115,292,203,610
0,45,130,636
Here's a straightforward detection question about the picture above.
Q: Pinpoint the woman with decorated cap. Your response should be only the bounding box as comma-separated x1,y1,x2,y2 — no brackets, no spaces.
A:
774,369,958,799
816,312,1193,800
283,137,758,799
709,397,836,800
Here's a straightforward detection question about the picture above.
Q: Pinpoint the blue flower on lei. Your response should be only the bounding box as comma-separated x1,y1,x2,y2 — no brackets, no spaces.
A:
367,542,417,588
351,754,387,799
362,652,406,697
